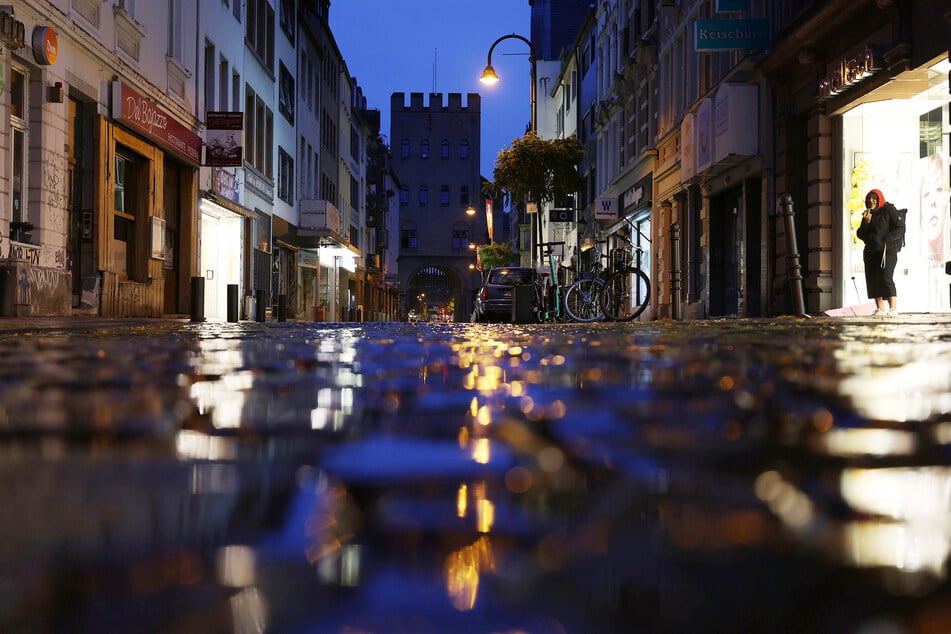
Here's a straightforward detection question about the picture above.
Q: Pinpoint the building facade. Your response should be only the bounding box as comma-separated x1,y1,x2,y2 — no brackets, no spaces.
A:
393,92,484,322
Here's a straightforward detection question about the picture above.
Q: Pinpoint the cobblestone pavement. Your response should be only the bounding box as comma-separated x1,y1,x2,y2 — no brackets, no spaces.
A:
1,314,950,633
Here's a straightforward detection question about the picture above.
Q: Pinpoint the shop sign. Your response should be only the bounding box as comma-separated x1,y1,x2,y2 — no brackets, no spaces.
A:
212,168,240,203
681,113,696,180
111,81,202,164
817,46,878,101
205,111,244,167
714,83,758,161
696,99,714,172
715,0,749,10
623,174,652,211
31,26,57,65
0,9,25,50
300,199,344,239
595,195,618,221
695,19,769,51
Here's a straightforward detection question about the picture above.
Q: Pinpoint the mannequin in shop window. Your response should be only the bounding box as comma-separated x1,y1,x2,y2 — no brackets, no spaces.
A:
857,188,905,316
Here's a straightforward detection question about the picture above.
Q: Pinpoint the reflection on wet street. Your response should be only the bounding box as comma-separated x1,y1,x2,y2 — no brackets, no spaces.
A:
1,316,950,632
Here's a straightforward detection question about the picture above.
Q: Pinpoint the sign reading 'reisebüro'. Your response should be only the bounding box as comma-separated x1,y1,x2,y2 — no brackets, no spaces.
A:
695,19,769,51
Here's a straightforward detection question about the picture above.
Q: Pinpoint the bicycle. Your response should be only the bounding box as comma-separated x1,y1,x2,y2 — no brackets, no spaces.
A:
601,229,651,321
533,241,567,322
563,241,607,322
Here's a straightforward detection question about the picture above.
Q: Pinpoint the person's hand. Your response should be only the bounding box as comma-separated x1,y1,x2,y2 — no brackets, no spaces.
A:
863,209,872,222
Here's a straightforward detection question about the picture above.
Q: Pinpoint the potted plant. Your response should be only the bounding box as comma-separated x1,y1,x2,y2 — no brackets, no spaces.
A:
9,220,35,243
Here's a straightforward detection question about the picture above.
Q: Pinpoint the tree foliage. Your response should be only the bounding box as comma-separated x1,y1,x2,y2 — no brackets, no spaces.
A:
477,242,516,270
487,132,585,207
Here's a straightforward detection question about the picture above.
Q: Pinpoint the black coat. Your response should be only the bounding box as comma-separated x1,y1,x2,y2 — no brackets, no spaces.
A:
856,202,903,252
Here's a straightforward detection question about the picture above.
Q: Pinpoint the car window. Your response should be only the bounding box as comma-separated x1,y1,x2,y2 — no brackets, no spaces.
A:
490,269,532,285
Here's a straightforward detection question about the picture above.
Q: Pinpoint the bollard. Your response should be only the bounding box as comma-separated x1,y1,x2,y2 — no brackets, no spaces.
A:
190,277,205,322
277,294,287,322
227,284,239,322
777,194,809,318
255,289,266,322
670,222,683,320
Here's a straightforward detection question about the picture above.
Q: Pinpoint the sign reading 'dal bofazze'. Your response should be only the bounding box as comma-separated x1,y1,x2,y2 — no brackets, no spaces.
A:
111,81,202,165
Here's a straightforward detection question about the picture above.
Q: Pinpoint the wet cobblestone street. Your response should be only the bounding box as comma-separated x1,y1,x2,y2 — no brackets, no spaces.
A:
1,315,951,633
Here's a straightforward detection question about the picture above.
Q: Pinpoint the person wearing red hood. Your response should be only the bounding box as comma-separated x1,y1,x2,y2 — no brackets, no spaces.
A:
857,188,905,316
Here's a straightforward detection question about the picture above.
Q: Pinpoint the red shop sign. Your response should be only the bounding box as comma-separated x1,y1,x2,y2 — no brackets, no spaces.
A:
111,81,201,165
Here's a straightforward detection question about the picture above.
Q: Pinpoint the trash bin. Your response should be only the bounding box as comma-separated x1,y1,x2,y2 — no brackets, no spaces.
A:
0,265,15,317
511,284,534,323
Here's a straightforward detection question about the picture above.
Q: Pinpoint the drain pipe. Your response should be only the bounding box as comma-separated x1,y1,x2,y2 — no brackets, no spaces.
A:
670,222,683,320
777,194,809,317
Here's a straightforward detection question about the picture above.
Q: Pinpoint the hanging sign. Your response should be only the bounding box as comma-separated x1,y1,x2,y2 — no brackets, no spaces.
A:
32,26,58,65
695,19,769,51
595,195,618,221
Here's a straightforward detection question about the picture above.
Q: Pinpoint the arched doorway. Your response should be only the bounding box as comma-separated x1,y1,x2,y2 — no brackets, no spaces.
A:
406,265,468,322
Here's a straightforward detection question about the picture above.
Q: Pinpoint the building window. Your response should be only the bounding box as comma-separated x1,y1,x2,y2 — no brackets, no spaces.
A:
278,147,294,203
401,139,410,158
441,140,450,159
419,185,428,205
245,86,274,177
400,185,409,204
246,0,274,68
401,228,417,250
420,139,429,158
279,61,295,124
279,0,295,44
441,185,450,206
460,185,470,207
9,65,27,224
460,140,469,158
452,229,470,250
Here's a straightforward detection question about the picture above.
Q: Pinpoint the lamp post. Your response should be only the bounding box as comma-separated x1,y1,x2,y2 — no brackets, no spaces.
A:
480,33,537,267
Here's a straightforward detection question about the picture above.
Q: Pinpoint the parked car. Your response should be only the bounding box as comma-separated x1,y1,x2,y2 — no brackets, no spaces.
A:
472,266,535,323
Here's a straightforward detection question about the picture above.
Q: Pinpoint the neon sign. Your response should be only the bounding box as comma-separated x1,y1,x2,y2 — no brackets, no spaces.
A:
818,46,878,101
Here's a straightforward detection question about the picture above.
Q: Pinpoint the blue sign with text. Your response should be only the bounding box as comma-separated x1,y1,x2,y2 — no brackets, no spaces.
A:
715,0,749,11
695,19,769,51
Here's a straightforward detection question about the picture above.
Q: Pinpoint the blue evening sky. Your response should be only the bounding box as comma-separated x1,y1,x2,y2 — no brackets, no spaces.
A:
329,0,533,179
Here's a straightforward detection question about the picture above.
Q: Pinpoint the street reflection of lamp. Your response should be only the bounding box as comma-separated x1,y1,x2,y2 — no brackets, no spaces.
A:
480,33,537,265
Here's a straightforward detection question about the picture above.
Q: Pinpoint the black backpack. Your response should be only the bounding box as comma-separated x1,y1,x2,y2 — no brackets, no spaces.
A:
894,208,907,250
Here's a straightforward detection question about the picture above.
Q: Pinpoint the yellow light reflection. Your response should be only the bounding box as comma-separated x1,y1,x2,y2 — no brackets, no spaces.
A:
842,521,949,576
476,498,495,533
472,438,491,464
814,428,917,457
230,586,267,633
444,536,495,611
457,483,468,518
841,467,951,523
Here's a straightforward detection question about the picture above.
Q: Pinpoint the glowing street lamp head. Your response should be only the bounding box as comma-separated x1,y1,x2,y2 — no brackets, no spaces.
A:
466,205,477,216
479,65,500,85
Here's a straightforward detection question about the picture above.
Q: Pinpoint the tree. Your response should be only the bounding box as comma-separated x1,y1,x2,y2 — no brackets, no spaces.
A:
477,242,516,270
486,132,585,207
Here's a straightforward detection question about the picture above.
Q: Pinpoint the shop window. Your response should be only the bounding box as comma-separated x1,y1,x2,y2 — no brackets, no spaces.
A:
113,149,141,281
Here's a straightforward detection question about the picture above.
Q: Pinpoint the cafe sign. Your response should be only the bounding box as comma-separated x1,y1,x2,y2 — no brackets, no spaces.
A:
111,81,202,165
818,46,878,101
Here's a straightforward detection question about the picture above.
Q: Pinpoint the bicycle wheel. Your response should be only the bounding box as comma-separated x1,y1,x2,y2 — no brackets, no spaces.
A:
602,267,650,321
564,277,605,322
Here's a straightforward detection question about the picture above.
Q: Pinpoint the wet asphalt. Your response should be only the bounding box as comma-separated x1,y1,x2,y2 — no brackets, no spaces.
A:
1,314,950,633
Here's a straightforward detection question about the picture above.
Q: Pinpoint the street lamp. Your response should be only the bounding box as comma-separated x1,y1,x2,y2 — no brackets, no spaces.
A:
480,32,538,266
